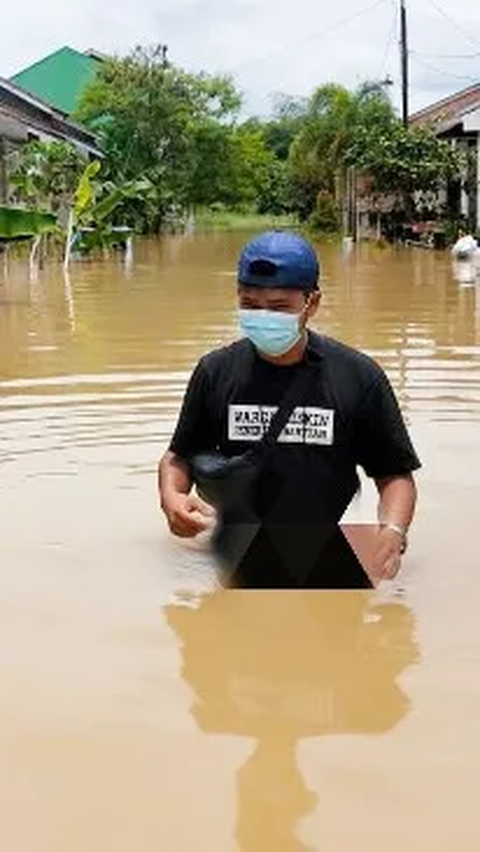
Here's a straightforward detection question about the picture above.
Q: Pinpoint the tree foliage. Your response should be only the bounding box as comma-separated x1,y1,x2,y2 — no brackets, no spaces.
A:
9,140,154,256
276,80,466,226
287,82,396,220
76,45,263,229
10,51,466,235
262,94,308,161
346,121,467,201
9,140,87,215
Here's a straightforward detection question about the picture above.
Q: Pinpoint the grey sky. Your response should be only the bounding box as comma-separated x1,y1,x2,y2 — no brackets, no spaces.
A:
2,0,480,118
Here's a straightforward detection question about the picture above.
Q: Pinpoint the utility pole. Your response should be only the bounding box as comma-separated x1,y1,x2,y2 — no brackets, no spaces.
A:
400,0,409,127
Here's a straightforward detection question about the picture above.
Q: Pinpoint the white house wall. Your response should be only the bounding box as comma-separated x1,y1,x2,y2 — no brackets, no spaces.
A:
463,108,480,133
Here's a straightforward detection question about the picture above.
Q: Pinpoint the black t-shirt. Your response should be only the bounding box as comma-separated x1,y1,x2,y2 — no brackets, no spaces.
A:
169,330,421,526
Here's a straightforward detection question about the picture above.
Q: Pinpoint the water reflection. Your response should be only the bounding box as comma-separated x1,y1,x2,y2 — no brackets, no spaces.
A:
165,591,419,850
452,259,478,287
62,269,76,333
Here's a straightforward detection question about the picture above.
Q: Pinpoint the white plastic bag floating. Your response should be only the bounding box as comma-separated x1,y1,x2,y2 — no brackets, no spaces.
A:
451,234,479,258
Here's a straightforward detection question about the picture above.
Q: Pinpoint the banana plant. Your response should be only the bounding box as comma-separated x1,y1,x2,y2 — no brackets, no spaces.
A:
64,159,152,266
64,159,101,267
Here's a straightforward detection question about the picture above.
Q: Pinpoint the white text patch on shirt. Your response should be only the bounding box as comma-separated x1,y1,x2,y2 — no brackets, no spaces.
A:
228,405,334,445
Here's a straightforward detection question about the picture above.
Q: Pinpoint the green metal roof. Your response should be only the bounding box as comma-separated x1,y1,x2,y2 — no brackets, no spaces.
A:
10,46,102,115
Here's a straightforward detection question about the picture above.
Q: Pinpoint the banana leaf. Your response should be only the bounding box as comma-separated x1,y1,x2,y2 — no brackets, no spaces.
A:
74,160,101,219
87,179,152,223
0,206,57,241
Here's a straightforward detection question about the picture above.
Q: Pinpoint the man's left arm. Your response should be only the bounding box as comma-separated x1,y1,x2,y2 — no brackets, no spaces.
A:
354,370,422,581
372,473,418,580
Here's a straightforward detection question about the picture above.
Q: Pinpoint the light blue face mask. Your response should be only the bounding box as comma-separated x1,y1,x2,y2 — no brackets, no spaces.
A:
239,307,306,356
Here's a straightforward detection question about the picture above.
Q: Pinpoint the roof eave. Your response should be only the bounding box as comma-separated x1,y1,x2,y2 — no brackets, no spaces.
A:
0,78,100,149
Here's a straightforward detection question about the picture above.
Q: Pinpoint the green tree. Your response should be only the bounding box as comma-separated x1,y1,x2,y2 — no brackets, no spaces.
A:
346,121,467,219
188,120,272,210
287,82,396,220
256,159,293,216
224,124,277,209
260,94,308,162
76,44,243,231
214,113,298,215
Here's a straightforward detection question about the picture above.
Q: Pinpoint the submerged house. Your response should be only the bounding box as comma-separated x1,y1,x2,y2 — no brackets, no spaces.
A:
0,47,104,204
410,83,480,233
0,77,101,202
351,83,480,241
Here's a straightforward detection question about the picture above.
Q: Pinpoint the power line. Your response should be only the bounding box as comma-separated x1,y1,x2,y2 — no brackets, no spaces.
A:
231,0,390,73
400,0,409,127
418,51,480,60
410,51,480,83
423,0,480,51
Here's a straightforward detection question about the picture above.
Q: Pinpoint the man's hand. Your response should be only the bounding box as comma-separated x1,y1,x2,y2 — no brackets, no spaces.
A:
162,491,216,539
158,450,216,539
370,525,405,581
371,473,416,582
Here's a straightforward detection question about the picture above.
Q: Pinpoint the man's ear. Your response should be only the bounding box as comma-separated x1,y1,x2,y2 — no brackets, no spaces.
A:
307,291,321,318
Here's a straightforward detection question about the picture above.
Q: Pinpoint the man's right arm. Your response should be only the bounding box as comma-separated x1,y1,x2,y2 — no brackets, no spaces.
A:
158,450,215,538
158,359,217,538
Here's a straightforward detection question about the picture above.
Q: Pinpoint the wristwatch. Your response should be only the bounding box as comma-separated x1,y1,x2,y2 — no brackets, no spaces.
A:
379,521,408,554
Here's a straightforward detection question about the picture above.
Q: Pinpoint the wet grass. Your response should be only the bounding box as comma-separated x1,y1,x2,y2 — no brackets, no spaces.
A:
194,208,298,232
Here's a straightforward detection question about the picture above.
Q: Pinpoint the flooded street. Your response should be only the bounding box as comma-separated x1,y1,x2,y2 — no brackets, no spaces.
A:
1,233,480,850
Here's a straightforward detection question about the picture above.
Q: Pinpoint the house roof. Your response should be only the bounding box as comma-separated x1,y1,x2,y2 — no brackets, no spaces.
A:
0,77,102,157
10,46,103,115
410,82,480,134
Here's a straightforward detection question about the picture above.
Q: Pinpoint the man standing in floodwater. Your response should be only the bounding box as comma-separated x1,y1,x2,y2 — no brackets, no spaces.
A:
158,230,421,588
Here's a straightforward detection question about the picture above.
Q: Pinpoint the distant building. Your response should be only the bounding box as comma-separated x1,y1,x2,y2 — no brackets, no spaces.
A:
0,77,101,202
352,83,480,240
0,46,104,203
410,83,480,232
10,46,104,116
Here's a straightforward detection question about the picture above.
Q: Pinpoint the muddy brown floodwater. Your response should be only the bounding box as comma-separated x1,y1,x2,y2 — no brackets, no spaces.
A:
1,233,480,851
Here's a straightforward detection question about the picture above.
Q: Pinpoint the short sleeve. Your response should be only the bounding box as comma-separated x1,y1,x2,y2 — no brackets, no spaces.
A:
354,370,421,479
168,359,217,460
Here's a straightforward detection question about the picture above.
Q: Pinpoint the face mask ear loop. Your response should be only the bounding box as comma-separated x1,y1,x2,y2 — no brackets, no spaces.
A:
300,294,312,326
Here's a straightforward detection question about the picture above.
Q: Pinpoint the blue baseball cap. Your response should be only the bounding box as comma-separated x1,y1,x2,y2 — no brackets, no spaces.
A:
237,230,320,291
